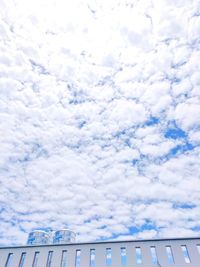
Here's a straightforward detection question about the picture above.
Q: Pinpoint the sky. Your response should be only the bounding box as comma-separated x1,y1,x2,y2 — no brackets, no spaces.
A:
0,0,200,246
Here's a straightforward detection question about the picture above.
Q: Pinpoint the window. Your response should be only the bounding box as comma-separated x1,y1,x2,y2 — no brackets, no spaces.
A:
32,252,40,267
121,247,126,265
150,246,158,264
90,249,95,267
46,251,53,267
60,250,67,267
165,246,174,264
75,250,81,267
181,245,191,263
5,253,13,267
19,253,26,267
135,247,142,264
106,248,112,265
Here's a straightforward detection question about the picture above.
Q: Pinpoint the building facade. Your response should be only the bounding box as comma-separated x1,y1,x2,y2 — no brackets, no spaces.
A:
0,237,199,267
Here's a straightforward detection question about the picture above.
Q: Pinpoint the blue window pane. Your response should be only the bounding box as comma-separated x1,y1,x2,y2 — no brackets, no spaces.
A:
5,253,13,267
32,252,40,267
121,247,126,265
106,248,112,265
90,249,95,267
75,250,81,267
150,247,158,264
60,250,67,267
136,247,142,264
46,251,53,267
166,246,174,264
181,245,190,263
19,252,26,267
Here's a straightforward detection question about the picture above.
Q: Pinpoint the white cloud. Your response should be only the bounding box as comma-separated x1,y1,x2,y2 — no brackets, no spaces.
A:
108,99,147,128
175,102,200,130
0,0,199,245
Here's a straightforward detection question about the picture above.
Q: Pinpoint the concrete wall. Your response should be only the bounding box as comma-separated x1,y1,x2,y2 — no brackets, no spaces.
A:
0,237,199,267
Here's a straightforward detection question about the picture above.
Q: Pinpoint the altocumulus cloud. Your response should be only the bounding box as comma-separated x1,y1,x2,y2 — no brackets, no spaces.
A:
0,0,200,245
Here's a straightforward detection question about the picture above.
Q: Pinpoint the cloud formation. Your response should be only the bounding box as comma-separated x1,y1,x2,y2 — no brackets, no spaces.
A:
0,0,200,245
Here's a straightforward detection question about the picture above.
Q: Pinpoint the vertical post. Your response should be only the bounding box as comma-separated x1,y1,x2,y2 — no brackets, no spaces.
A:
67,247,76,267
186,242,200,266
95,244,107,267
126,243,137,267
12,250,22,267
34,250,45,267
79,245,90,267
111,243,122,267
140,243,152,266
21,249,35,267
154,244,168,266
171,243,187,266
0,249,12,267
51,246,63,267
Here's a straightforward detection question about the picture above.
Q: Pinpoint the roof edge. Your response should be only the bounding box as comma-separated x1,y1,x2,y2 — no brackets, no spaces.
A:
0,236,200,250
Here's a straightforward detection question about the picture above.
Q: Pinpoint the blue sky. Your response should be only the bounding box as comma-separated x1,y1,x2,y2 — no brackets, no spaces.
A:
0,0,200,245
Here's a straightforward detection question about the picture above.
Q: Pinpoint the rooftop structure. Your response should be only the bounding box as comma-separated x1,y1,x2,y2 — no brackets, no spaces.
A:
0,237,199,267
27,229,76,245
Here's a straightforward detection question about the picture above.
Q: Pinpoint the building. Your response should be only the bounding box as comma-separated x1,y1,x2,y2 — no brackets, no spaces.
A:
0,237,199,267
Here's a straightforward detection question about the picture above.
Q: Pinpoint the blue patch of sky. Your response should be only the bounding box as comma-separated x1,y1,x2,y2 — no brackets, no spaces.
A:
140,222,156,232
145,116,159,126
173,203,196,209
133,155,149,175
96,222,158,241
129,223,157,236
84,216,101,224
101,119,196,174
78,120,87,128
191,226,200,231
113,128,134,148
156,121,197,159
100,225,108,230
165,126,186,139
171,77,181,83
115,129,127,137
131,159,139,166
129,227,143,236
131,136,195,174
124,138,131,147
101,222,157,240
151,142,194,165
169,142,194,156
114,127,135,139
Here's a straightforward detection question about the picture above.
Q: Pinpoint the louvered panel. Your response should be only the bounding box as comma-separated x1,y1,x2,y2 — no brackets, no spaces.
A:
0,237,200,267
